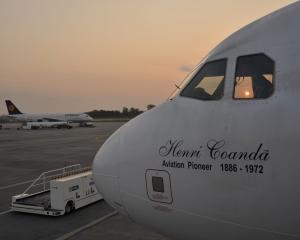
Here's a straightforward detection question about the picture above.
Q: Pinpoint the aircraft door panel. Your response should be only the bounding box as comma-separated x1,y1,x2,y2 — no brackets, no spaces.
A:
145,169,173,204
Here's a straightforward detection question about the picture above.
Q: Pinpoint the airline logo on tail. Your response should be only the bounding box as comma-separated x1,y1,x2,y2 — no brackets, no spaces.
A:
5,100,22,115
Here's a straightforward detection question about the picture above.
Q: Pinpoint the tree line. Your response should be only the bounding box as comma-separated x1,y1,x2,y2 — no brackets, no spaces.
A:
86,104,155,119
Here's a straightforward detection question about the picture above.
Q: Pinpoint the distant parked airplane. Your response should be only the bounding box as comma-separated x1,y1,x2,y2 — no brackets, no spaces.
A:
5,100,93,125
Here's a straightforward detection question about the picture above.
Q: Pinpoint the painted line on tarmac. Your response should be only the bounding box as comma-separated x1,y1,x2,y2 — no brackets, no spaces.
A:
55,211,118,240
0,179,34,191
0,209,11,216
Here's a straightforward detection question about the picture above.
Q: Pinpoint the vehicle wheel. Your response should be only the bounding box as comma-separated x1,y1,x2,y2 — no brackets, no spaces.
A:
65,201,73,214
44,201,51,210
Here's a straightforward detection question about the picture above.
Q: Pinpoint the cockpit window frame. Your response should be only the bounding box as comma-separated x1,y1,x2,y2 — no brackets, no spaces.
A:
179,58,228,101
232,53,275,101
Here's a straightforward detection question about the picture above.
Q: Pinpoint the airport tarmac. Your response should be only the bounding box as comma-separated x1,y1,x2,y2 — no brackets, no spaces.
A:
0,122,170,240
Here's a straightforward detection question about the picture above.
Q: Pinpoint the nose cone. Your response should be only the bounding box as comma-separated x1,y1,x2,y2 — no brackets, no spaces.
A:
92,132,123,208
83,114,93,121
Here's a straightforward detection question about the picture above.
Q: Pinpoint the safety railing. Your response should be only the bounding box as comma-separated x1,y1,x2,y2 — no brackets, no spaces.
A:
23,164,91,195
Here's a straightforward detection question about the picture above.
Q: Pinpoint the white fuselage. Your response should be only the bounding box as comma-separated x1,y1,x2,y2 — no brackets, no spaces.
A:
93,3,300,240
10,112,93,123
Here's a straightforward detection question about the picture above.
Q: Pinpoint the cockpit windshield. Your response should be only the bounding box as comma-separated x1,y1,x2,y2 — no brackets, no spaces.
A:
180,59,227,100
168,64,202,100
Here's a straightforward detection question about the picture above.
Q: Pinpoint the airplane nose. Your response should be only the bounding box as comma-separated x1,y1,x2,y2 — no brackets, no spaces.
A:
92,132,124,210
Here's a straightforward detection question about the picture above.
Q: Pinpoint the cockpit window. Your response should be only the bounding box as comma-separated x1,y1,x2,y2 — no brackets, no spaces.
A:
180,59,227,100
234,54,274,99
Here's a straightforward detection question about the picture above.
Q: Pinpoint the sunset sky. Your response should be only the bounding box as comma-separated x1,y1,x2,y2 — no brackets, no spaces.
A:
0,0,296,114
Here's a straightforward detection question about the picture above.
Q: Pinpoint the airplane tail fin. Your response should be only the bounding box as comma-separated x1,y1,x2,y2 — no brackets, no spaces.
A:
5,100,22,115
